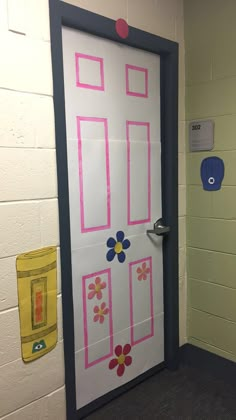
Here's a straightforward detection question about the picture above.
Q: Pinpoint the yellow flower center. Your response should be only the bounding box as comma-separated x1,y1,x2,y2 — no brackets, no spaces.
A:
98,308,104,316
117,354,125,365
95,284,101,292
114,242,123,254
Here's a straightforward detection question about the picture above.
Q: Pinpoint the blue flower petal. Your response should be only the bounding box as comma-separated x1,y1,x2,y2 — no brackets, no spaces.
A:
116,231,124,242
122,239,130,250
107,248,116,262
118,251,126,263
107,237,116,248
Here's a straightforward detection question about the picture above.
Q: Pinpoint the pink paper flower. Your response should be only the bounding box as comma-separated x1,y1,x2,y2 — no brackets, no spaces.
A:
136,262,150,281
93,302,109,324
88,277,106,300
109,344,132,377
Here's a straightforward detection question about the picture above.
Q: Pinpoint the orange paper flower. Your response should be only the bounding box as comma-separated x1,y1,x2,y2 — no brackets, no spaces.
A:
88,277,106,300
136,262,150,281
93,302,109,324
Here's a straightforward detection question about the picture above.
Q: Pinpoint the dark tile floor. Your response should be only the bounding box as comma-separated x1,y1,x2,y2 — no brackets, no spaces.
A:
86,364,236,419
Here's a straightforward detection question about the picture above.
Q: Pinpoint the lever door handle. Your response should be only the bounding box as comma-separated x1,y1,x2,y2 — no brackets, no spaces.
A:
147,218,170,236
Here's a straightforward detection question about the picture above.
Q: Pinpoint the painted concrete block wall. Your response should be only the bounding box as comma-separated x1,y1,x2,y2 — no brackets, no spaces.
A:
0,0,66,418
0,0,185,418
185,0,236,362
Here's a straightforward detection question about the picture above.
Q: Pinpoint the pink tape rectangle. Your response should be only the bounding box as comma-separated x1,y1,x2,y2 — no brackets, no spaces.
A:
82,268,113,369
126,64,148,98
75,52,105,91
77,116,111,233
129,257,154,346
126,121,151,225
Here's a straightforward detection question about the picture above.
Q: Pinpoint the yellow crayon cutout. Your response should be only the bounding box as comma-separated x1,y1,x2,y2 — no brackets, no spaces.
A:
16,247,57,362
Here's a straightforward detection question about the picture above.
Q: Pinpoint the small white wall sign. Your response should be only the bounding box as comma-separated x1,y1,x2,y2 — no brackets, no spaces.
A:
189,120,214,152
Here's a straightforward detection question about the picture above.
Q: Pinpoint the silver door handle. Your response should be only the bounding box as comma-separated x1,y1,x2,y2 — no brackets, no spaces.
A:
146,218,170,236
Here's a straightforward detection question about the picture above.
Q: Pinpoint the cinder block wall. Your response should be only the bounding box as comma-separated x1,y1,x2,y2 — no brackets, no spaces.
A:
0,1,65,419
185,0,236,362
0,1,185,418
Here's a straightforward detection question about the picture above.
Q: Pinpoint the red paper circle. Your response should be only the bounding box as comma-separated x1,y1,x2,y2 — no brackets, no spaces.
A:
116,19,129,39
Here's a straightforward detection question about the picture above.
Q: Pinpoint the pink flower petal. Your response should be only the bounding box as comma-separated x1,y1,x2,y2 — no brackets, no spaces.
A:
125,355,132,366
100,282,106,290
137,267,142,274
88,291,96,300
117,363,125,377
138,274,143,281
101,302,106,310
143,274,147,281
109,358,118,369
93,314,100,322
99,315,104,324
95,277,101,285
88,284,95,290
103,308,109,315
93,305,99,313
146,268,150,274
115,345,122,357
97,291,103,300
123,343,131,355
142,262,147,270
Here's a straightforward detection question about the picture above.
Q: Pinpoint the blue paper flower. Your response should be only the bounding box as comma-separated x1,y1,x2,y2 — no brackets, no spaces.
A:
106,231,130,263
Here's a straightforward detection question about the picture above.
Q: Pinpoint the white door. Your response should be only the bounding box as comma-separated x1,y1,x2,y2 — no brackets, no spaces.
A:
62,27,164,410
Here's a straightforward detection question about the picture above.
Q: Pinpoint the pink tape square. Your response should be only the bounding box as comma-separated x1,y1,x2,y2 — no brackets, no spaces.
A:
77,116,111,233
129,257,154,346
126,121,151,225
75,52,105,91
126,64,148,98
82,268,113,369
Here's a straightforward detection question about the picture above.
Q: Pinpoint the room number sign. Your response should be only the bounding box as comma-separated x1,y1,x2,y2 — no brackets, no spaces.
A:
189,120,214,152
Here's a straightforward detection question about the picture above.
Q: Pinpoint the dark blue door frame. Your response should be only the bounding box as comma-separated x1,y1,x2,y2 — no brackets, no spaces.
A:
49,1,179,419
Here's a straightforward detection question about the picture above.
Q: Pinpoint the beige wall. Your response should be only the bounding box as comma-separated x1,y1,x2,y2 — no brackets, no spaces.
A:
0,0,66,418
0,0,185,418
185,0,236,362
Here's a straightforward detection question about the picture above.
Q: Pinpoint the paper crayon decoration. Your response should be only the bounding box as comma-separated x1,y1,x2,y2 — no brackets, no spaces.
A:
16,247,57,363
200,156,224,191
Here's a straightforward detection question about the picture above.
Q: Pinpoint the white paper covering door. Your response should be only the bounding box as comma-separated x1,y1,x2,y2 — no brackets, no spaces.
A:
62,27,164,409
